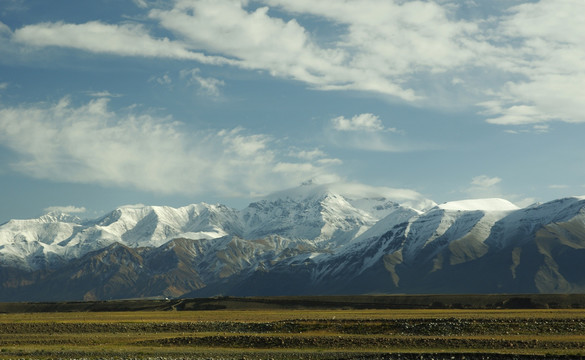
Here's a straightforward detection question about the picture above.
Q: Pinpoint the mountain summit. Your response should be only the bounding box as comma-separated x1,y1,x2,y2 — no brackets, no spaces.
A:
2,185,585,301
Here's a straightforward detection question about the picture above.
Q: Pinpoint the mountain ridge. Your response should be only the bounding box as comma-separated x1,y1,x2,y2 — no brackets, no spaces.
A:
2,184,585,301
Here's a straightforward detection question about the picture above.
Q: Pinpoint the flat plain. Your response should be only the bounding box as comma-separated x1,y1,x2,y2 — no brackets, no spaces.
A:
2,299,585,360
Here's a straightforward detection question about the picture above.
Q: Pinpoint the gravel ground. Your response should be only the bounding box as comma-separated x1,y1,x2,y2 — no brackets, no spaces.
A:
2,318,585,335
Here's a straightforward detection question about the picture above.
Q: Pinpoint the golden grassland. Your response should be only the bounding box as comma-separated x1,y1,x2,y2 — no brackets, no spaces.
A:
1,308,585,359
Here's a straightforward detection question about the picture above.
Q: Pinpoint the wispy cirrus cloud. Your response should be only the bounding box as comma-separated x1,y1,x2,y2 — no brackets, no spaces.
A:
85,90,122,98
0,96,338,197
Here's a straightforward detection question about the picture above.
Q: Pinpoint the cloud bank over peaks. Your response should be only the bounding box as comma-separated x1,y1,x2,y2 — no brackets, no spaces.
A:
43,205,87,214
0,96,339,198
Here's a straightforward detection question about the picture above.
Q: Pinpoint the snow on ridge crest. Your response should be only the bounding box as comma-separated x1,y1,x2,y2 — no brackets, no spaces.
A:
437,198,520,212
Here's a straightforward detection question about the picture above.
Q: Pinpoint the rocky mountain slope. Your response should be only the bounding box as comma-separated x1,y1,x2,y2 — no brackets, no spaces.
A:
1,184,585,301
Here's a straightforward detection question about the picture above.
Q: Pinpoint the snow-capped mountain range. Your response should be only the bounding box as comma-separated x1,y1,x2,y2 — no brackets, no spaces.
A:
1,182,585,301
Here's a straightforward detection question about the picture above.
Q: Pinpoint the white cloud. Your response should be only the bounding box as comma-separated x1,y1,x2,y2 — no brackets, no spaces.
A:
7,1,585,128
549,184,569,190
533,124,549,134
265,0,478,70
273,162,317,174
471,175,502,188
289,148,327,161
515,197,538,208
0,22,13,56
316,158,343,166
451,77,464,85
0,22,10,36
150,73,172,86
331,113,387,132
150,0,397,97
43,205,86,214
501,124,550,135
261,0,480,99
10,0,479,101
325,181,436,211
12,21,234,65
288,148,342,166
133,0,149,8
85,90,121,98
328,113,406,152
464,176,540,207
1,0,27,14
180,68,224,97
480,0,585,126
0,97,337,197
326,133,406,152
264,0,585,126
465,175,504,199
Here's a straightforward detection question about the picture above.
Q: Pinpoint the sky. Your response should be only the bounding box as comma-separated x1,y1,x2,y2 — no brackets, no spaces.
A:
0,0,584,222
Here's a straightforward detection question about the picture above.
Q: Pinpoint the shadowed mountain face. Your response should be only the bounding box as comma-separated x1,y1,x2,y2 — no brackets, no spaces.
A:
1,186,585,301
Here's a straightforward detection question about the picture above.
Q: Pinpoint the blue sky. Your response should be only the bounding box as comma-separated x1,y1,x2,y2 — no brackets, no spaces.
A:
1,0,584,222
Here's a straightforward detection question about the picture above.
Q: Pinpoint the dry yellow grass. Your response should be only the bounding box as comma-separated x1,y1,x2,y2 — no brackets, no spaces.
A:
4,308,585,322
1,309,585,359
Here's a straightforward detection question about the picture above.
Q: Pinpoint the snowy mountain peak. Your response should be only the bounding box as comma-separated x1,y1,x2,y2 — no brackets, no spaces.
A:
38,211,82,224
437,198,520,212
265,181,436,213
241,189,372,243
